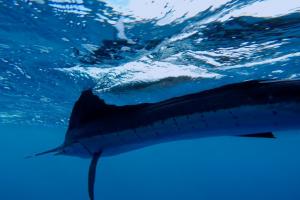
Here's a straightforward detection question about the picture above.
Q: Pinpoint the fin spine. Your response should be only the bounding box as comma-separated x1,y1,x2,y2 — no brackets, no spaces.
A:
88,152,102,200
239,132,275,138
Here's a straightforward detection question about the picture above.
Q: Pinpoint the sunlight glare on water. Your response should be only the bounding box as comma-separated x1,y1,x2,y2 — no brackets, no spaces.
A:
1,1,300,200
0,0,299,126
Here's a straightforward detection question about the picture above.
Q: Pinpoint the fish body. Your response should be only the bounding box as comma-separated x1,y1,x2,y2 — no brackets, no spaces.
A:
61,80,300,158
35,79,300,200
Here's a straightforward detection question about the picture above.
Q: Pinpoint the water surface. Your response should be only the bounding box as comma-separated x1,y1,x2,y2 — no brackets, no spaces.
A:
0,0,300,199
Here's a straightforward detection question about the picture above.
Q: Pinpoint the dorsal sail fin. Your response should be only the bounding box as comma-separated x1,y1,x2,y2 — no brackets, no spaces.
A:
68,89,115,130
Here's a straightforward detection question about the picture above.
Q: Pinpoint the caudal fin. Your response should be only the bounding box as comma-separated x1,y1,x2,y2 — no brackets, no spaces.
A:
88,152,102,200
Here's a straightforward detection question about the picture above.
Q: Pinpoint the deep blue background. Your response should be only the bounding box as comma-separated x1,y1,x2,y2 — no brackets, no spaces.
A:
1,125,300,200
1,0,300,199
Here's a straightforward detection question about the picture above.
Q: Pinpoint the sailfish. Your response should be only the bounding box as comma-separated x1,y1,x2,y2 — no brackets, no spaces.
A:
33,79,300,200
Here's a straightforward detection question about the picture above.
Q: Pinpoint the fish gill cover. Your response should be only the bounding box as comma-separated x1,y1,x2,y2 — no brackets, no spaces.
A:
0,0,299,126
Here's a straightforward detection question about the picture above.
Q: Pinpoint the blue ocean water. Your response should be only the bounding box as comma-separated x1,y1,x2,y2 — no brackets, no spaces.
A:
1,0,300,199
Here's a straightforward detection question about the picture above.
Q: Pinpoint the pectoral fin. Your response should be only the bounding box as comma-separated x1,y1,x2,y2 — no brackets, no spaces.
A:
88,152,102,200
239,132,275,138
